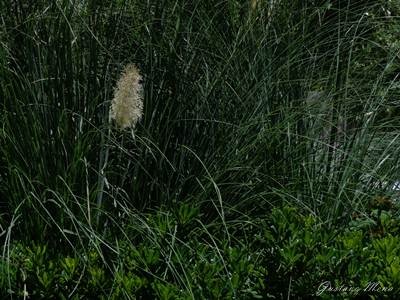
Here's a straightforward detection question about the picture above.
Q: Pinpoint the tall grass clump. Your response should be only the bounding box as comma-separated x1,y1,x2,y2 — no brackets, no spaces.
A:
0,0,400,298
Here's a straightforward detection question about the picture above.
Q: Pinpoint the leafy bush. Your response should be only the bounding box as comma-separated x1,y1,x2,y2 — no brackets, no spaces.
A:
1,202,399,298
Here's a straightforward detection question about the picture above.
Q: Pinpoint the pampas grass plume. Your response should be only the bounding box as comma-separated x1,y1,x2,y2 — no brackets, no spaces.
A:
110,64,143,129
251,0,258,11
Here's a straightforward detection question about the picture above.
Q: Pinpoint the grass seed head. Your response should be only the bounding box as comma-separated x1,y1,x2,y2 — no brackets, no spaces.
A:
110,64,143,129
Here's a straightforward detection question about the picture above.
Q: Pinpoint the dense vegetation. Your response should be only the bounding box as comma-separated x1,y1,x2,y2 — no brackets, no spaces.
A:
1,0,400,298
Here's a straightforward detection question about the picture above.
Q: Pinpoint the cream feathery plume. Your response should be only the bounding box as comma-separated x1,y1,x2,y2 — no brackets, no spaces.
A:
110,64,143,129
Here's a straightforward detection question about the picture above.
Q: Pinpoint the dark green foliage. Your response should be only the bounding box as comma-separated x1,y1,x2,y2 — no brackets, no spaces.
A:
2,203,400,298
1,0,400,298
